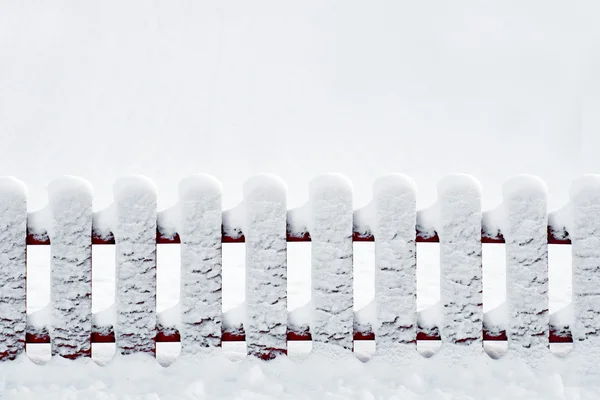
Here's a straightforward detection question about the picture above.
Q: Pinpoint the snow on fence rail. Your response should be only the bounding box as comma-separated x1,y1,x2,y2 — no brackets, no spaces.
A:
0,173,597,362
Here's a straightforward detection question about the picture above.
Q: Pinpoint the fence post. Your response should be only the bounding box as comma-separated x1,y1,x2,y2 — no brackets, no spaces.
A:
372,174,417,358
113,176,157,355
438,174,483,356
244,175,287,359
0,178,27,361
48,177,93,359
570,175,600,362
503,175,549,360
178,174,223,356
309,174,353,354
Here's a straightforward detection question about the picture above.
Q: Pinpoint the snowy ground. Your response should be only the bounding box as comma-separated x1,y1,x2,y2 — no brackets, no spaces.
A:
2,0,600,397
2,342,598,399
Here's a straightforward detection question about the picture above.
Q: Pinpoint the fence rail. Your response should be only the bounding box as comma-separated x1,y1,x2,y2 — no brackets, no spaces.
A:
1,173,597,362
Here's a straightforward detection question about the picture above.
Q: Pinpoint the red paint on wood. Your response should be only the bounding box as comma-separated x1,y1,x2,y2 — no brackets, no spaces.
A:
287,231,311,242
483,330,508,341
91,331,115,343
353,331,375,341
26,332,50,344
26,224,574,245
156,329,180,343
287,330,311,341
156,230,180,244
548,226,571,245
221,330,246,342
416,231,440,243
416,331,440,341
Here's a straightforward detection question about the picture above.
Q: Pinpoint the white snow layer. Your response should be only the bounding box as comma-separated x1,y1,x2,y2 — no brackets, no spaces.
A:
309,174,354,353
437,174,483,356
3,351,600,399
113,175,157,354
569,175,600,366
48,176,94,358
502,175,549,361
0,177,27,360
372,174,417,357
177,174,223,355
243,175,288,358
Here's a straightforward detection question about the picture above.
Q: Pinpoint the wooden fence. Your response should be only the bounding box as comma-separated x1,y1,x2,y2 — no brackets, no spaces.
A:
1,173,598,362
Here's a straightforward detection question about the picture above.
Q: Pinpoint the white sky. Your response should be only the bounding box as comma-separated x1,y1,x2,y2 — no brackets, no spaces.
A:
2,0,599,211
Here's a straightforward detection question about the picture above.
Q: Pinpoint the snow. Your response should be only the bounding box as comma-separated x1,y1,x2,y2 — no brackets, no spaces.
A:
243,175,287,358
437,174,483,356
47,176,94,358
569,175,600,363
502,175,549,361
371,174,417,356
0,177,27,360
2,350,600,399
502,175,549,200
286,205,310,239
2,0,600,395
177,174,223,355
309,174,354,354
113,175,157,355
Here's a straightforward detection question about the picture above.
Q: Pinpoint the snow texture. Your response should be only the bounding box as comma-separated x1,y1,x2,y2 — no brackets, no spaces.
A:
286,205,310,238
177,174,222,355
243,175,287,358
223,303,245,332
371,174,417,356
0,177,27,361
569,175,600,362
8,345,600,398
483,303,508,336
502,175,549,360
91,206,115,241
113,175,157,355
93,305,116,331
47,176,93,358
437,174,483,355
309,174,354,354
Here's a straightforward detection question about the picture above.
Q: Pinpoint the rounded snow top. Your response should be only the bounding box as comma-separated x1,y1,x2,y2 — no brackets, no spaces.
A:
0,176,27,199
502,175,547,200
178,174,222,199
437,174,482,198
570,175,600,205
48,176,93,203
113,175,157,201
309,173,352,198
243,174,287,201
373,174,416,197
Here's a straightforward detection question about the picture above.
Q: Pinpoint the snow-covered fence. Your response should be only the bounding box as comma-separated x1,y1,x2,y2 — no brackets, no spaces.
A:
0,173,597,362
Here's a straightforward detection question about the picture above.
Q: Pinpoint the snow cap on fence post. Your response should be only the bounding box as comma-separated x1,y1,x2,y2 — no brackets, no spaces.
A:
113,175,158,355
243,174,287,360
48,176,93,359
569,175,600,362
0,178,27,361
502,175,549,360
309,174,354,355
437,174,483,356
372,174,417,358
176,174,223,356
